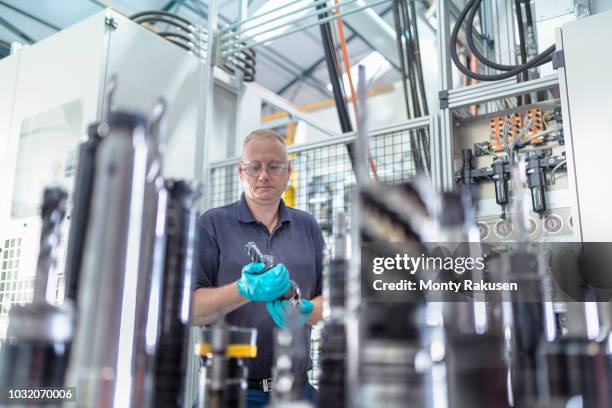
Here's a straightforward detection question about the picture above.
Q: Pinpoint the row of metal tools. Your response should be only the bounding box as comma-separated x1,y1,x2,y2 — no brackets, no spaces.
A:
314,67,612,407
2,76,612,408
253,169,612,408
0,77,333,408
336,162,612,407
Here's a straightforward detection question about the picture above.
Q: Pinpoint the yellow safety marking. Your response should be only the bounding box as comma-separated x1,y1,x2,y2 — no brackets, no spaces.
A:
194,343,257,358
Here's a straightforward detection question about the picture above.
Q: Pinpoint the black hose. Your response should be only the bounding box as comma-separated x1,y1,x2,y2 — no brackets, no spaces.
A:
392,0,413,119
403,2,420,119
224,61,256,80
466,0,516,71
393,1,415,167
409,0,429,116
134,16,193,34
165,38,192,52
523,0,534,29
318,6,352,133
467,0,550,73
408,0,431,171
242,47,256,60
317,3,358,173
523,0,545,101
224,44,256,81
225,43,255,60
514,0,531,104
133,9,256,81
157,31,195,45
403,0,428,171
411,137,424,171
406,3,421,116
515,1,528,69
230,54,256,71
159,32,195,45
129,10,193,27
450,0,554,81
392,0,425,171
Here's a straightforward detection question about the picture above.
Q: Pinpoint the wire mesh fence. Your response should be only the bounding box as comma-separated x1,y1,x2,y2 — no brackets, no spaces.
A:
0,238,31,339
209,121,430,385
0,235,67,340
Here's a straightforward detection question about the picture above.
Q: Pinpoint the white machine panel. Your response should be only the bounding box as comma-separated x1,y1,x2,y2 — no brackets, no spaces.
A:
535,0,575,21
0,14,110,339
557,10,612,241
0,55,19,224
103,12,204,179
0,9,227,339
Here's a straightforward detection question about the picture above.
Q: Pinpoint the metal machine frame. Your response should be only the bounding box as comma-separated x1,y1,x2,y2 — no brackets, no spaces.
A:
3,1,612,404
430,0,589,244
433,0,562,191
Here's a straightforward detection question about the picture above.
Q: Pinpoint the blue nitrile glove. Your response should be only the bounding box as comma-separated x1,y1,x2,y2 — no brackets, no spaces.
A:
236,262,291,302
266,298,314,329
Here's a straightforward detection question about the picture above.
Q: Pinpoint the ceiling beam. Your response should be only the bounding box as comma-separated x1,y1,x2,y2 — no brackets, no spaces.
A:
246,0,322,45
87,0,111,8
161,0,177,11
0,14,33,43
275,32,357,97
339,2,400,70
0,1,61,31
183,0,331,97
256,45,331,98
275,5,393,96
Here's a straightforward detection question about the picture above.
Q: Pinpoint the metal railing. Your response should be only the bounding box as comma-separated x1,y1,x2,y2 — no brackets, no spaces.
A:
219,0,392,57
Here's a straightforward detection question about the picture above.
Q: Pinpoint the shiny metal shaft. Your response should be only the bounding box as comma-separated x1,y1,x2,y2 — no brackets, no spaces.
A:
65,111,151,407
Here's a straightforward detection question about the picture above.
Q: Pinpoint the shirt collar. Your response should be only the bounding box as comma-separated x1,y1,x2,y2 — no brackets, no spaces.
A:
237,193,292,224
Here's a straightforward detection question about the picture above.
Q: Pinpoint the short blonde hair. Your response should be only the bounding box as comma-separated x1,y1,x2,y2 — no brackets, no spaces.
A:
242,129,287,159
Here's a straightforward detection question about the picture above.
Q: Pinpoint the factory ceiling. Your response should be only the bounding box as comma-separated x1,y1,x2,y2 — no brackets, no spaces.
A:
0,0,417,107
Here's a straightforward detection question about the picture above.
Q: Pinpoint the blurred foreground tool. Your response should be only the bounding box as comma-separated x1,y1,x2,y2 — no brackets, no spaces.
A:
196,320,257,408
0,188,73,400
318,212,348,408
152,180,201,407
65,104,164,407
63,123,103,305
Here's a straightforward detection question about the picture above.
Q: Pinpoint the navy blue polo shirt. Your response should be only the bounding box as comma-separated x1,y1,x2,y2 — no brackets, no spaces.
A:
195,193,325,379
